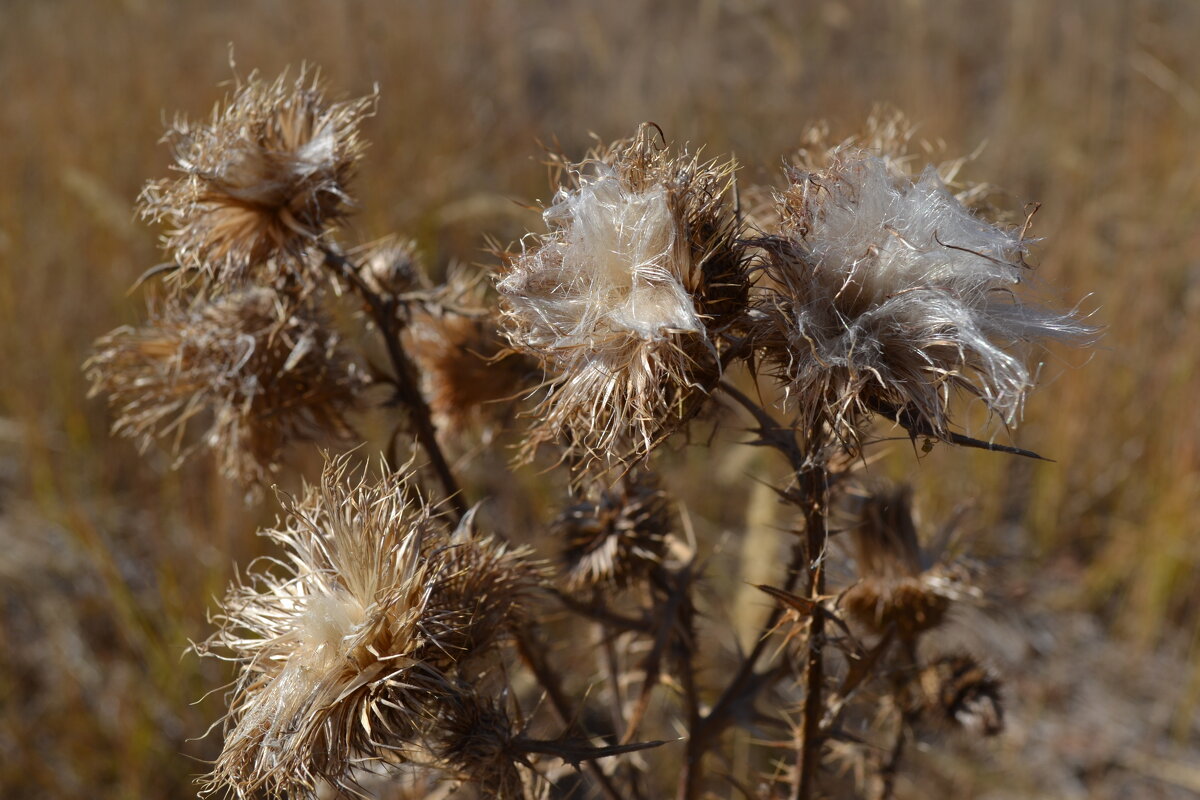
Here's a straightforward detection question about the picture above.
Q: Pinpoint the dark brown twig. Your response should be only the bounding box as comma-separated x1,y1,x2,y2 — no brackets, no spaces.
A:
319,244,468,519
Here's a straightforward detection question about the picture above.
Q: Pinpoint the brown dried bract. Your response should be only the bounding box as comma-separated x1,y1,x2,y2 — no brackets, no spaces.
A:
405,269,536,442
839,483,977,641
919,653,1004,736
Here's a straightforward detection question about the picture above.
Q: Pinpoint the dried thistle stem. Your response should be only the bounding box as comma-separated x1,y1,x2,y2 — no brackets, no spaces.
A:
795,465,829,800
318,244,467,519
714,380,830,800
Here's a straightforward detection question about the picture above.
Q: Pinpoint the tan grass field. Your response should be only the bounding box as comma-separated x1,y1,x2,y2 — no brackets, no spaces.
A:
1,1,1198,797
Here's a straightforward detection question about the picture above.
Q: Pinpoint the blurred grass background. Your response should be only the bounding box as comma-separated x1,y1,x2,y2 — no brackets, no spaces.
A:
1,0,1198,797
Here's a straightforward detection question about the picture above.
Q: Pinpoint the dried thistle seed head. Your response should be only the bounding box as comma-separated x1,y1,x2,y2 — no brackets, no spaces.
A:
919,653,1004,736
405,270,537,440
433,693,530,800
755,150,1092,445
139,68,373,285
839,483,976,640
557,472,671,590
85,288,363,485
200,456,543,799
362,236,425,297
497,125,748,466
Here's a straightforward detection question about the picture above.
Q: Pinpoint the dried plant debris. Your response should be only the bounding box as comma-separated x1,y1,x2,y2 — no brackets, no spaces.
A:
755,150,1092,446
498,125,749,467
85,287,364,484
198,455,544,799
139,68,374,286
557,471,672,590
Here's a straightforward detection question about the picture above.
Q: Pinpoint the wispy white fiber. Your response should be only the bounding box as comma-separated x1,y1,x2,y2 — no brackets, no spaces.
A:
765,151,1092,438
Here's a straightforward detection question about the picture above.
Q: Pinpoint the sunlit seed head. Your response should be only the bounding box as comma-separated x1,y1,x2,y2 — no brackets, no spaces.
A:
497,125,748,467
199,455,544,799
139,67,374,286
757,150,1093,444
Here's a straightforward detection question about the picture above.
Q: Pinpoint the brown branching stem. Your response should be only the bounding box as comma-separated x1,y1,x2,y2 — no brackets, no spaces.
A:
319,244,468,520
329,243,633,799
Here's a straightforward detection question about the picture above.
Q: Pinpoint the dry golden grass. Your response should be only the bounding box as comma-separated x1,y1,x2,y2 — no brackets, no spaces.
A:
2,1,1199,797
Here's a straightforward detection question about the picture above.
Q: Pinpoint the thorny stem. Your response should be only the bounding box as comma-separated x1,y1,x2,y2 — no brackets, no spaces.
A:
715,380,830,800
515,629,627,800
795,466,829,800
325,244,640,799
319,244,468,520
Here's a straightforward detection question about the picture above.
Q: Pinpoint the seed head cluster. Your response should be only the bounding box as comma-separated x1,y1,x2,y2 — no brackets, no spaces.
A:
85,288,363,484
200,456,544,799
139,69,373,286
497,126,747,466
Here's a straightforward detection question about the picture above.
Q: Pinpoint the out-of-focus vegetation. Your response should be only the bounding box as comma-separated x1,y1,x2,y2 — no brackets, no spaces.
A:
1,1,1197,797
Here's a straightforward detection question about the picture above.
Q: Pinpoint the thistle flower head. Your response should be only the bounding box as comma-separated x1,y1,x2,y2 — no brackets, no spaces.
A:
433,692,531,800
139,68,374,285
839,483,976,640
200,456,544,798
498,125,748,466
757,150,1091,444
557,472,671,590
85,288,363,485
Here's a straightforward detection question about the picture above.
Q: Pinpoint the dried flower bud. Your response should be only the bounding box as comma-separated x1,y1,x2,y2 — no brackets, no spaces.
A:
139,68,374,285
434,693,530,800
362,236,424,297
199,456,544,799
756,150,1091,444
405,270,536,440
558,472,671,590
840,483,976,640
498,125,748,466
85,288,363,485
919,653,1004,737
